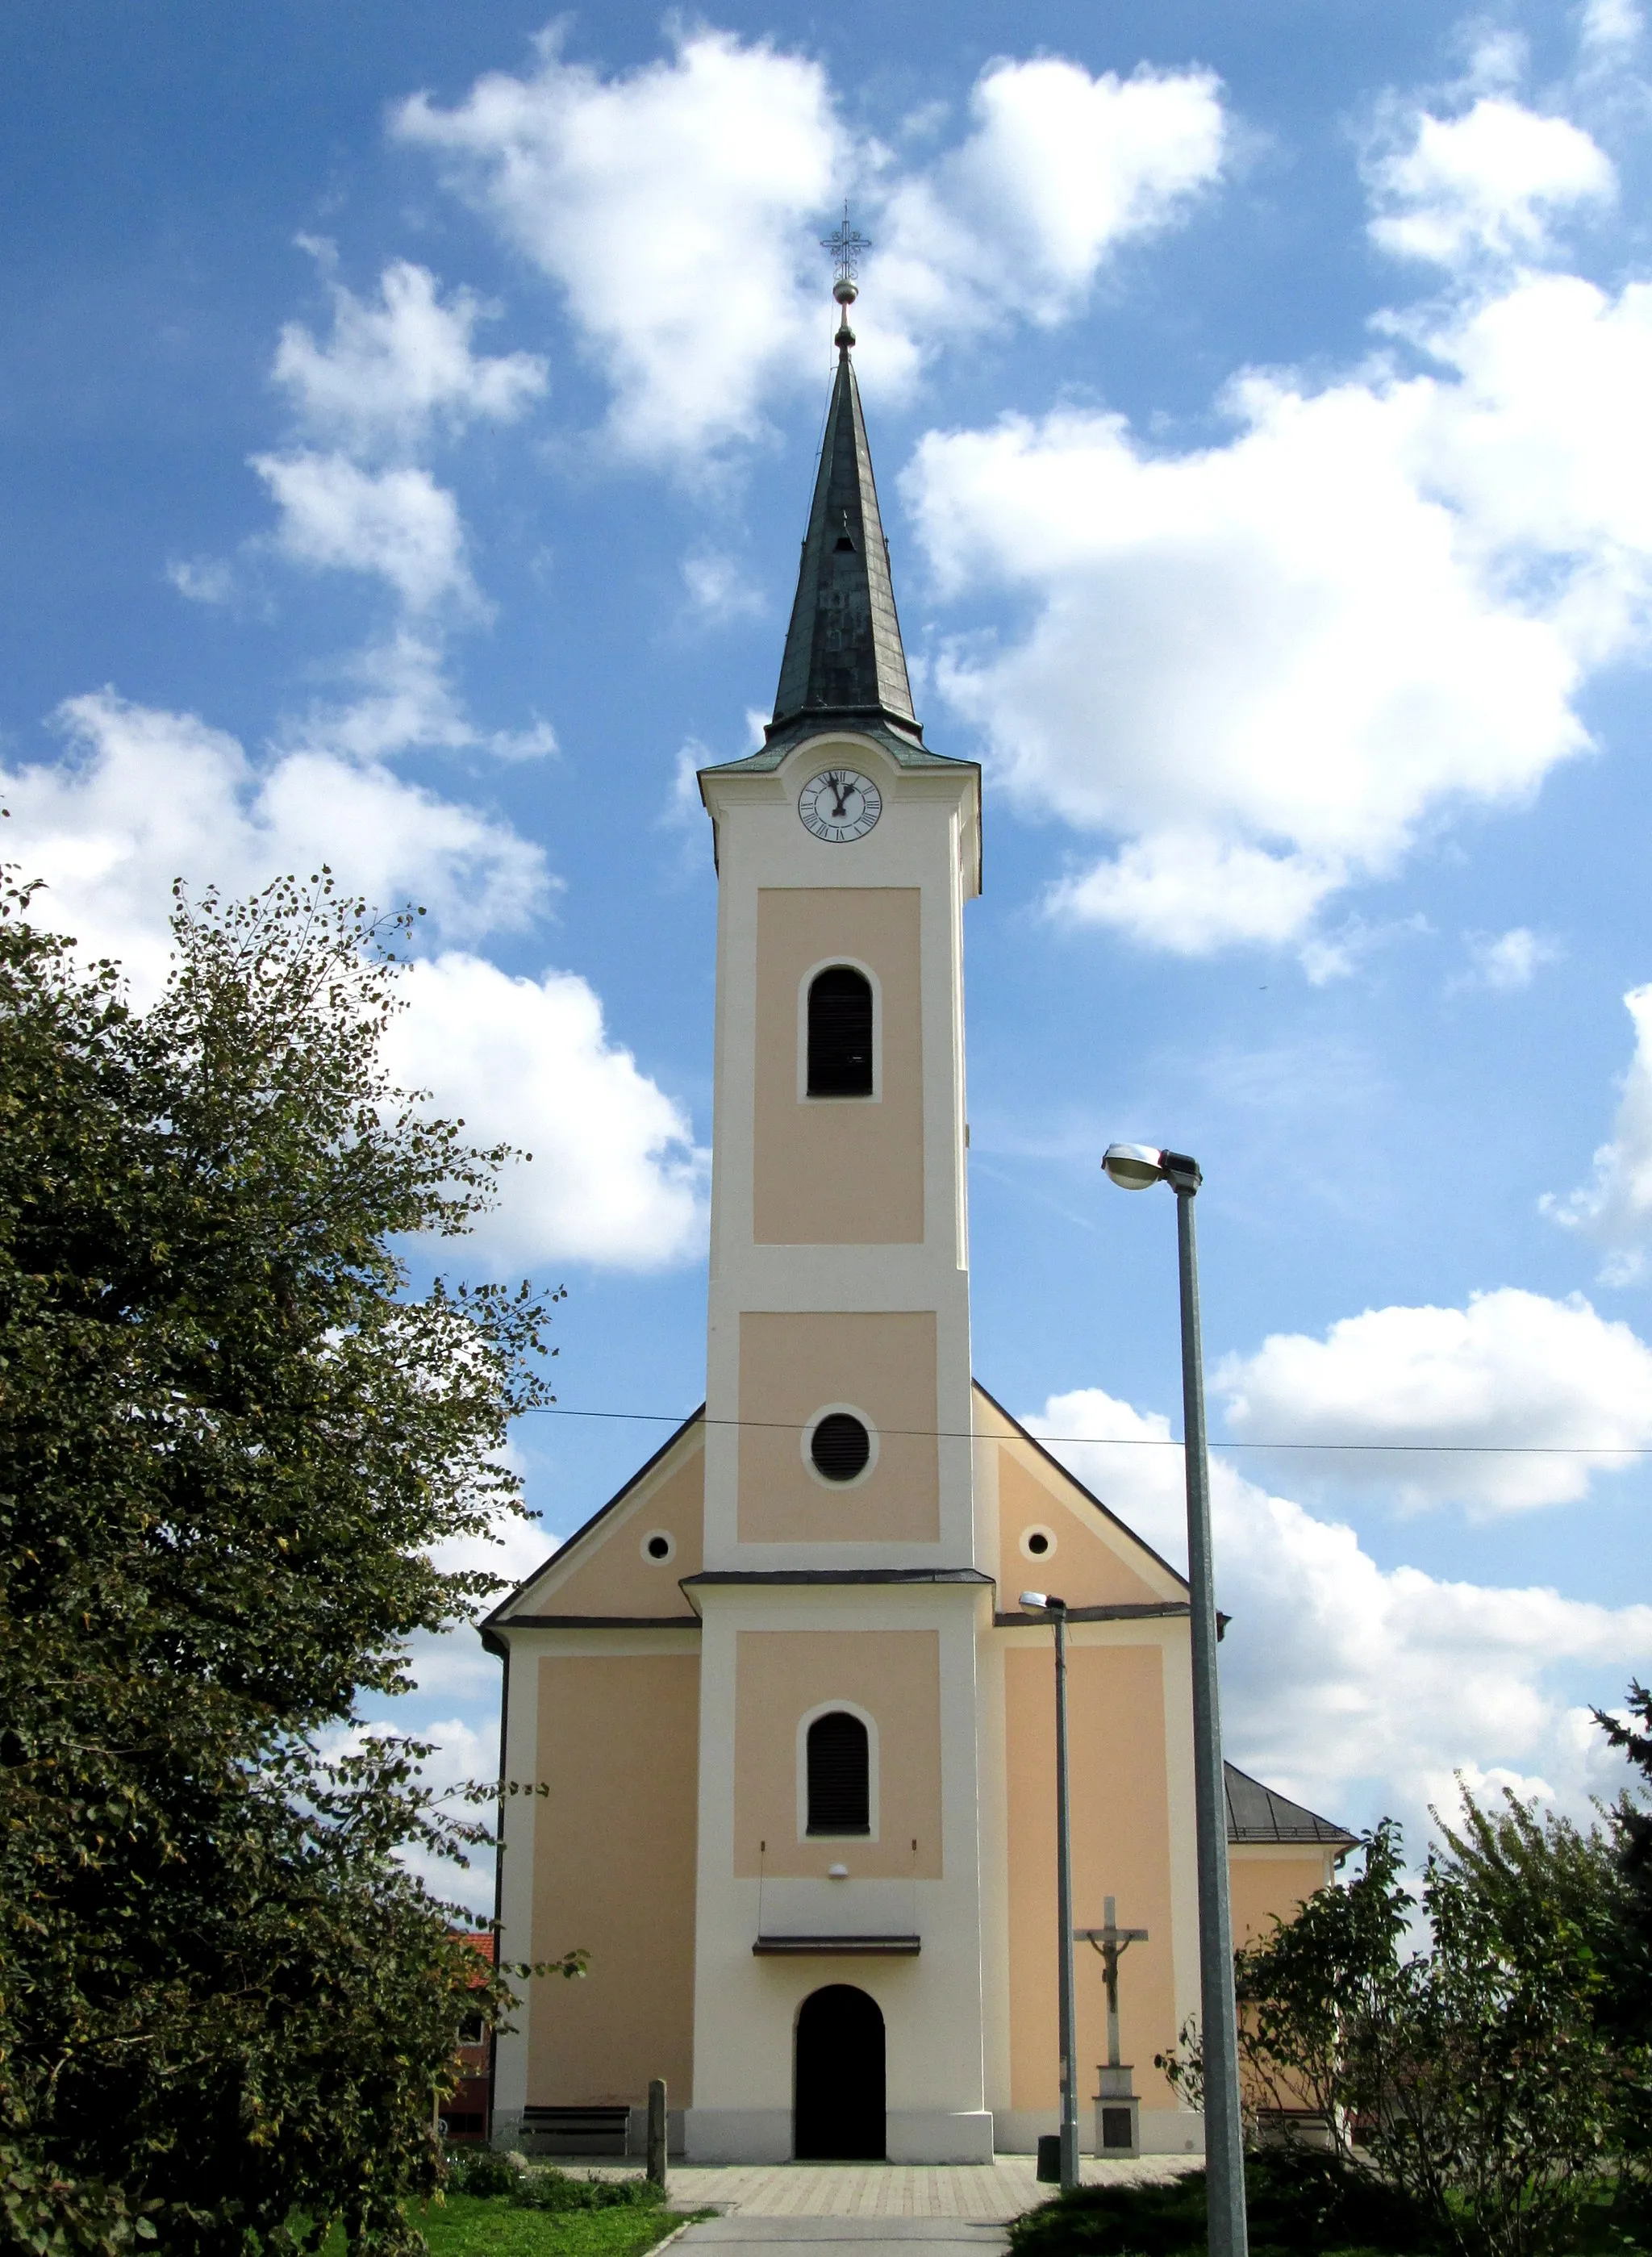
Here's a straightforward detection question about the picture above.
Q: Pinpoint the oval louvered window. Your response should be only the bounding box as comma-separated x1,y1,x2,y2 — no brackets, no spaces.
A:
807,966,873,1097
811,1412,870,1483
807,1711,870,1835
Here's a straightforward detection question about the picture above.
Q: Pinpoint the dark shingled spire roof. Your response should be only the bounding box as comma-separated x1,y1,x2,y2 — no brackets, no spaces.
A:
770,340,920,744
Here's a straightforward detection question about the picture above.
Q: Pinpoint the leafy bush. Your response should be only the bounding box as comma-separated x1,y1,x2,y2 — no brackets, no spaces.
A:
510,2172,666,2215
1009,2146,1439,2257
441,2146,524,2199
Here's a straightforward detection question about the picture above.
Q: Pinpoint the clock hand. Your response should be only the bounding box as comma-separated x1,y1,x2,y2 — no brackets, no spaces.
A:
830,774,852,818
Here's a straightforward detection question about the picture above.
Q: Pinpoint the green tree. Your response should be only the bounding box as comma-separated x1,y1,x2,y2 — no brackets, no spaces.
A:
1595,1683,1652,2029
1380,1796,1623,2257
0,872,576,2257
1165,1794,1635,2257
1225,1817,1413,2162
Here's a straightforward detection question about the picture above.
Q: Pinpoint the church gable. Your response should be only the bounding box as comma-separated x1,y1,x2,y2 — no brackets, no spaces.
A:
490,1412,705,1625
974,1383,1186,1612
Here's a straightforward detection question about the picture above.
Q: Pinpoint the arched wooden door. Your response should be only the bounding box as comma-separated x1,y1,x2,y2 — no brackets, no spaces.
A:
794,1984,886,2160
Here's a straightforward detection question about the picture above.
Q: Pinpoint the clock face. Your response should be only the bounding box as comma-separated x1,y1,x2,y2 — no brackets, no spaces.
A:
799,767,882,843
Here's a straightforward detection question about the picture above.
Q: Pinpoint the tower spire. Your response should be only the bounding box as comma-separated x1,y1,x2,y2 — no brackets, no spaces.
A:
768,215,920,745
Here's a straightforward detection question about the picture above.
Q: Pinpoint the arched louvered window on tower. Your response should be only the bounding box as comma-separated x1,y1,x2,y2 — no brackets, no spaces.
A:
806,1710,871,1836
807,966,874,1097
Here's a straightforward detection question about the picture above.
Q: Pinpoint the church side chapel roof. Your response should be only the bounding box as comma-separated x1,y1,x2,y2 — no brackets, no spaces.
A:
1224,1762,1356,1847
482,1405,706,1631
972,1379,1190,1600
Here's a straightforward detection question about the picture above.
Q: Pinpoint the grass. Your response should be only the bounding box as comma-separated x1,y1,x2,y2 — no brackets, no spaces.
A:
318,2179,709,2257
400,2192,694,2257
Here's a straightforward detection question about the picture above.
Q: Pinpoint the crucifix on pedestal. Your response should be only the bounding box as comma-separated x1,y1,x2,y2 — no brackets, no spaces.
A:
1074,1896,1150,2158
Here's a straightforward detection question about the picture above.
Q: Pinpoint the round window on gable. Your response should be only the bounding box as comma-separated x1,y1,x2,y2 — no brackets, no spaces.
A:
1019,1525,1056,1561
811,1413,871,1483
640,1529,675,1564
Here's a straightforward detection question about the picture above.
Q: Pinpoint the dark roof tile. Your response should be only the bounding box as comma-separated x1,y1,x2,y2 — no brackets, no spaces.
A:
1225,1761,1356,1845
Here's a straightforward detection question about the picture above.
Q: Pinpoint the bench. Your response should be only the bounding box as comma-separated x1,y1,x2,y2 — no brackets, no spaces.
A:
519,2105,632,2156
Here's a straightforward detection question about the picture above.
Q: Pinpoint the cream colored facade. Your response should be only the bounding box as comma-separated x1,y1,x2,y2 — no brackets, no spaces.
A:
484,333,1350,2164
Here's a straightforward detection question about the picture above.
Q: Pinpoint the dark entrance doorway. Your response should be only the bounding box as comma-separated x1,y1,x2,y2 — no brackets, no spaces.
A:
794,1984,886,2159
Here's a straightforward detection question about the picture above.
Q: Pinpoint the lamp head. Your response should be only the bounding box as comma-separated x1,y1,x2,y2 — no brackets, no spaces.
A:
1103,1142,1204,1193
1019,1590,1067,1614
1102,1142,1165,1191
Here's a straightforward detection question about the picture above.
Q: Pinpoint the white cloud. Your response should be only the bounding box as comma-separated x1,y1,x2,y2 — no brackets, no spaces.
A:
167,555,237,607
668,741,710,828
1546,982,1652,1279
1458,924,1560,990
873,58,1224,350
1579,0,1642,57
907,258,1652,952
395,32,1226,459
7,689,544,995
396,28,842,464
681,549,765,622
381,953,707,1271
273,258,547,454
1032,1386,1652,1838
1215,1287,1652,1512
252,450,478,612
280,632,557,766
1299,911,1431,987
1465,31,1530,92
1050,832,1341,953
2,691,702,1273
1368,96,1615,269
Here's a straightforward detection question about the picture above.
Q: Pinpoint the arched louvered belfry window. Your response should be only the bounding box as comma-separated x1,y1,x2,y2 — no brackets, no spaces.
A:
807,966,873,1097
806,1711,871,1836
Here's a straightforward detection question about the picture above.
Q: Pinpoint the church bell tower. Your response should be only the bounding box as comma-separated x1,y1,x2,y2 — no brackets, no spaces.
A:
481,257,1354,2173
685,270,989,2163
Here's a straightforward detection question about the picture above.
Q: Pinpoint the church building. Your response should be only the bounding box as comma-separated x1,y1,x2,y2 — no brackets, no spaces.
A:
482,280,1351,2167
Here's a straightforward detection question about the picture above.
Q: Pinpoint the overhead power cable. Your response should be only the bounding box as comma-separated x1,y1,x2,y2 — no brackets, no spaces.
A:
517,1405,1652,1458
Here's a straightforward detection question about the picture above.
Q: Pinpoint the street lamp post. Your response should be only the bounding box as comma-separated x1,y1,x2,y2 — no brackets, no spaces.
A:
1019,1589,1080,2192
1100,1145,1248,2257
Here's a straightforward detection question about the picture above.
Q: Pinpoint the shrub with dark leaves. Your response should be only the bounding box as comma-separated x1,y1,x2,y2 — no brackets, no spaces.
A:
440,2146,523,2200
511,2171,667,2214
1009,2147,1439,2257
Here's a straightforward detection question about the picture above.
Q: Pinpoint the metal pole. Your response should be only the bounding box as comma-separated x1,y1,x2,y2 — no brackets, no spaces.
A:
1174,1183,1248,2257
1053,1603,1080,2192
646,2077,668,2188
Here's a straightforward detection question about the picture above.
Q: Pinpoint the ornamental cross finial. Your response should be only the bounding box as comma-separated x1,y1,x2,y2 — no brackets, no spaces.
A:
821,202,870,292
821,204,869,349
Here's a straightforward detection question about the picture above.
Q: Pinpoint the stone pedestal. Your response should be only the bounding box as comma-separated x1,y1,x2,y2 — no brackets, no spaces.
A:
1094,2063,1141,2159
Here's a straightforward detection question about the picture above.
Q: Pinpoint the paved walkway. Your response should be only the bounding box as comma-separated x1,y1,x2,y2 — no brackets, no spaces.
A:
672,2217,1011,2257
655,2159,1184,2220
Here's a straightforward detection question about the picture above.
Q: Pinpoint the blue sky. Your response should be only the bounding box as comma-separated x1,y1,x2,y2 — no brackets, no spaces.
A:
6,0,1652,1904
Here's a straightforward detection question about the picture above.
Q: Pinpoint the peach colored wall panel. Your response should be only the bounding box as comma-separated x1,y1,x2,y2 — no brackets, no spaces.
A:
738,1310,939,1545
1004,1642,1180,2113
753,887,924,1245
530,1655,699,2104
733,1628,943,1879
997,1448,1168,1610
539,1439,705,1618
1229,1853,1334,1949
